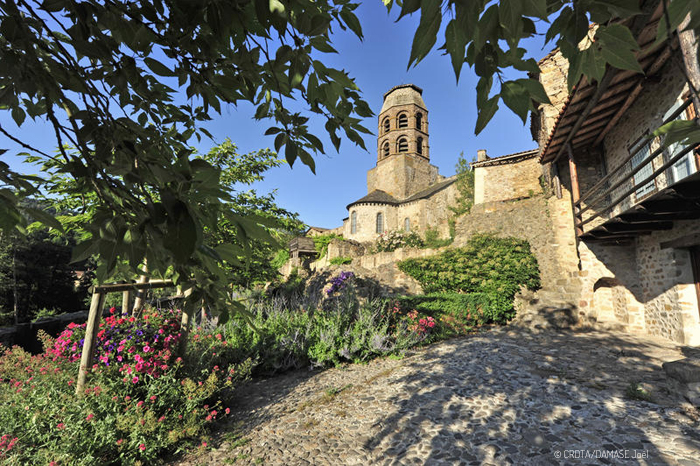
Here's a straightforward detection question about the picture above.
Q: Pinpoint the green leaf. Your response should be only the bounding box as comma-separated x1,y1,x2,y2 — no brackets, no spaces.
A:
475,95,499,135
445,19,467,81
407,0,441,69
144,57,175,77
22,207,64,231
501,80,529,123
340,9,363,40
309,37,337,54
499,0,523,35
71,240,99,263
163,206,198,263
11,107,25,126
521,0,548,20
516,78,551,105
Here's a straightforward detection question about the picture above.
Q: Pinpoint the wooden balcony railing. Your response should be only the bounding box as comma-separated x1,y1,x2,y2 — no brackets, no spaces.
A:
573,99,697,235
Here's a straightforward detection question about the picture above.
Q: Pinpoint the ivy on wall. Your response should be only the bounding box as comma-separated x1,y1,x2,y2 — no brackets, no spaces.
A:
397,234,541,298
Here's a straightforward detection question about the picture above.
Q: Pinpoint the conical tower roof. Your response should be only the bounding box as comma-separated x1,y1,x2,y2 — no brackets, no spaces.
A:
380,84,426,113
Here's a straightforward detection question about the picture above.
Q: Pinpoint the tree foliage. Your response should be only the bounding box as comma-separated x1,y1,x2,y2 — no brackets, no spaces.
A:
388,0,700,144
449,152,474,217
0,0,369,319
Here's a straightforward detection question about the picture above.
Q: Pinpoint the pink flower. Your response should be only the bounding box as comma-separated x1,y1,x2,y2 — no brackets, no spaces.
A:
132,376,139,384
57,423,65,430
143,345,151,353
150,395,157,402
86,413,94,421
137,401,144,407
117,439,123,445
139,443,146,451
225,408,230,415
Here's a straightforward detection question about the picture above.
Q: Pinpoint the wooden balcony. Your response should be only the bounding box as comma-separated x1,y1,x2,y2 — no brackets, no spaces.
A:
573,99,700,242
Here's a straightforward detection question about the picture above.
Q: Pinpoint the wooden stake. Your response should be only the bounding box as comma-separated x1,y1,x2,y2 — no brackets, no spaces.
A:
76,290,106,395
567,144,583,237
132,262,149,317
121,289,132,316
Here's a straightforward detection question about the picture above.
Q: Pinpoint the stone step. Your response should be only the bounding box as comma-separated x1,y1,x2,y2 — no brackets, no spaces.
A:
662,358,700,407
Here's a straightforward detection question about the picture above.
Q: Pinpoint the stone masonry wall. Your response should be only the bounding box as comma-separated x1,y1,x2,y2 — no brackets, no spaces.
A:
536,49,570,143
454,195,564,286
636,220,700,345
602,60,688,217
474,157,542,204
367,153,441,199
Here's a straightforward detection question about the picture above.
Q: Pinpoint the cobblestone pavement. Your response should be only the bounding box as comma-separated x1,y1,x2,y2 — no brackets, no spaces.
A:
172,328,700,465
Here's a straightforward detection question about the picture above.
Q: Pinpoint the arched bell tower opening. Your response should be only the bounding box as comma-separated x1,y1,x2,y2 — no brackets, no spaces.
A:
368,84,440,198
375,84,430,163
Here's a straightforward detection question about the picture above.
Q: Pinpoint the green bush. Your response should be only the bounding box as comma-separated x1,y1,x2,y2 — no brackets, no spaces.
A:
399,234,540,295
270,249,290,269
398,234,540,319
373,230,424,252
312,233,342,257
329,256,353,265
0,313,252,465
422,226,453,249
394,292,514,326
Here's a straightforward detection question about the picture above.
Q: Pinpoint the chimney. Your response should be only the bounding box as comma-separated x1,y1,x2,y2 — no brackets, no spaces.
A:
477,149,488,162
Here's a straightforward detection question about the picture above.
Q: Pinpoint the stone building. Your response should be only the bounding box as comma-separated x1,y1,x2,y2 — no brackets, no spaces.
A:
471,148,540,205
339,84,459,242
533,3,700,345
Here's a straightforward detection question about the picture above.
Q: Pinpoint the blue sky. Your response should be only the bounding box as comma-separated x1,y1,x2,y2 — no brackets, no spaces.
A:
0,2,551,229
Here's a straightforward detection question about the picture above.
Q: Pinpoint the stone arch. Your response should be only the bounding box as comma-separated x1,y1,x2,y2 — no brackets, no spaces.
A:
397,137,408,153
382,117,390,134
397,112,408,128
415,112,423,131
382,140,390,158
416,136,423,155
404,217,410,232
350,211,357,234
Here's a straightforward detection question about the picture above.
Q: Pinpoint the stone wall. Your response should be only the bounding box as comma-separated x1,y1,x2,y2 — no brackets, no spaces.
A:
474,156,542,204
366,153,441,199
454,195,564,286
535,49,570,144
602,60,689,217
344,182,459,243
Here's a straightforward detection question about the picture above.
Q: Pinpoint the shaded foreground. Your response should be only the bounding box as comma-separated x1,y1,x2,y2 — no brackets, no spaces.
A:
171,328,700,465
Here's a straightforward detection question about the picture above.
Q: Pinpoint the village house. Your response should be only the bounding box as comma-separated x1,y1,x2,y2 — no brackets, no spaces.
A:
533,3,700,346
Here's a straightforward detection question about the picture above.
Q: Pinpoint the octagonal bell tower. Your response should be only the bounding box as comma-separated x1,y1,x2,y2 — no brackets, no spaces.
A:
368,84,440,198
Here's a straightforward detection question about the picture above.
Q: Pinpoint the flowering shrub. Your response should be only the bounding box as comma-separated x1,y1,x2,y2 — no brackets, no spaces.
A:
404,310,436,336
0,310,251,465
325,271,355,296
48,308,182,380
373,229,424,253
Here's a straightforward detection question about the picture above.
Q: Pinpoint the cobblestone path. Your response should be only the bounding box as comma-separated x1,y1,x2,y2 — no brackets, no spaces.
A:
172,328,700,465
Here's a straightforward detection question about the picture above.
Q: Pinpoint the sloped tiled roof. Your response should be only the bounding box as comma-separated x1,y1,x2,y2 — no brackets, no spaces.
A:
470,149,539,168
346,190,399,209
346,177,458,210
403,177,457,203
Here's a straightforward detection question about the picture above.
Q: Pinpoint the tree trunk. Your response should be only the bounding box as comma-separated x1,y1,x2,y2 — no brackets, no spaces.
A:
131,261,149,317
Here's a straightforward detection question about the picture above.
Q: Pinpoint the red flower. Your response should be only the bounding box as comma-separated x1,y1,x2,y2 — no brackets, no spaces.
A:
86,413,94,421
139,443,146,451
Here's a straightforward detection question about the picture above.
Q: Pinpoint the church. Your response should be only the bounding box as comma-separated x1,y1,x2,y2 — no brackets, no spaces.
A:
336,84,459,242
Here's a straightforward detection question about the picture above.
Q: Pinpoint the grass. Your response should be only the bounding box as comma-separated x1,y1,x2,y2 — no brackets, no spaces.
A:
625,382,654,402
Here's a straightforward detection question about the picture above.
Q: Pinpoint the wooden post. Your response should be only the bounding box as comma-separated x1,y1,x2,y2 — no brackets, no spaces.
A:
552,163,563,199
132,262,149,317
76,290,106,395
567,144,583,236
679,14,700,113
121,289,132,316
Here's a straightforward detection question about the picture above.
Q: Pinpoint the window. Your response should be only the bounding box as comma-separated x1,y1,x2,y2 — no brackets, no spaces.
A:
382,118,390,134
376,212,384,234
417,137,423,155
398,113,408,128
629,136,655,198
663,99,698,184
416,113,422,130
383,141,390,158
404,217,410,232
350,211,357,234
397,137,408,153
